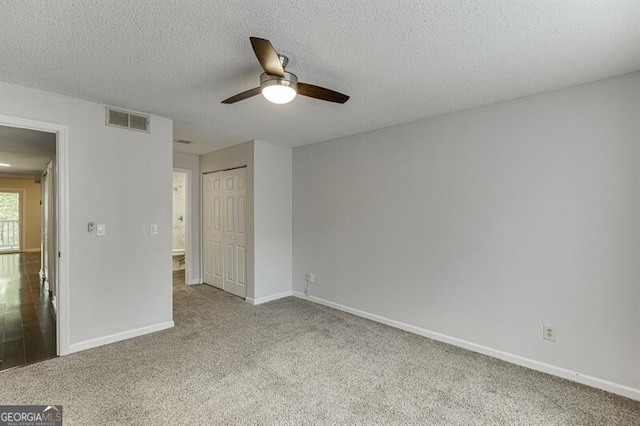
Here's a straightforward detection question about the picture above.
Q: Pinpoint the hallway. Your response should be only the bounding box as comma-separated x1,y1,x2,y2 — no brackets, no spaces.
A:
0,252,56,370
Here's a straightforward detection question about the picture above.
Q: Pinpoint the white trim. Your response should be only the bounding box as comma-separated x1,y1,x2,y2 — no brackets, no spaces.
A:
69,321,175,353
23,248,41,253
0,114,70,356
292,291,640,401
187,279,202,285
247,290,293,305
199,172,204,289
56,126,70,356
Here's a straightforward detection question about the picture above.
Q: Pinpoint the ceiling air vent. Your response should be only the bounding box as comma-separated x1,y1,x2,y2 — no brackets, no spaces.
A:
105,107,150,133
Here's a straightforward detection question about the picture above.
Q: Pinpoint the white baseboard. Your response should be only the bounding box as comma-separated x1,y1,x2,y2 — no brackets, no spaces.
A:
247,290,293,305
69,321,175,353
292,291,640,401
187,279,202,285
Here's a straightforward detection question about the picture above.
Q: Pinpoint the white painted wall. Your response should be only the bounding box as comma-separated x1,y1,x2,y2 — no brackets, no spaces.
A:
253,140,292,301
0,81,174,350
293,72,640,396
173,152,201,283
200,141,255,298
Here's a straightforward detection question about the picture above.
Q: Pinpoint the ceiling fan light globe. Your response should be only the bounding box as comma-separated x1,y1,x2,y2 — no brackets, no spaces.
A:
259,72,299,104
262,85,297,104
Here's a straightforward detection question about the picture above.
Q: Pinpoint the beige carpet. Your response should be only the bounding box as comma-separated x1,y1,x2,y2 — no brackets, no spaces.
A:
0,278,639,425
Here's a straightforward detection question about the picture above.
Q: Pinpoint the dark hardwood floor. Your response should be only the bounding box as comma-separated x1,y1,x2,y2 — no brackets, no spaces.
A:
0,252,56,371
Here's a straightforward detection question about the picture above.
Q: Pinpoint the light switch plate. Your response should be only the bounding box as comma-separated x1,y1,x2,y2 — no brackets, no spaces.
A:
96,224,106,236
150,224,158,235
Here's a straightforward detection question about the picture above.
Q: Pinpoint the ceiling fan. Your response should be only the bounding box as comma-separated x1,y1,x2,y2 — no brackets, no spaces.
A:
222,37,350,105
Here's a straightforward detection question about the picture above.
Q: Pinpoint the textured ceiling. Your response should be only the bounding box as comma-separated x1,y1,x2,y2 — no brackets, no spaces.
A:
0,125,56,175
1,1,639,155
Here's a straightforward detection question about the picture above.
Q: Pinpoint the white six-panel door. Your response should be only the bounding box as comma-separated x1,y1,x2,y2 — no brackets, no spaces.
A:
203,171,224,289
202,168,247,298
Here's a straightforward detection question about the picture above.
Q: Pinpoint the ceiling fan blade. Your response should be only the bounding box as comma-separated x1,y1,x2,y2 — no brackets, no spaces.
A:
221,87,261,104
250,37,285,77
298,83,350,104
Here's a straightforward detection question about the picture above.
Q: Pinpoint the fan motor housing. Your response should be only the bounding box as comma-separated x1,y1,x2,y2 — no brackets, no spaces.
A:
260,71,298,91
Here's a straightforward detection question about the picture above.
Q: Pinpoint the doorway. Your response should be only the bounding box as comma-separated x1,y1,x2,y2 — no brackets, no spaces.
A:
0,189,23,252
202,167,247,298
0,114,70,360
0,124,58,370
172,170,189,284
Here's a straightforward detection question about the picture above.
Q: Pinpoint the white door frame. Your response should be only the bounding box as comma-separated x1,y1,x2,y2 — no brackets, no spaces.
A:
200,172,204,286
173,168,191,285
0,114,70,356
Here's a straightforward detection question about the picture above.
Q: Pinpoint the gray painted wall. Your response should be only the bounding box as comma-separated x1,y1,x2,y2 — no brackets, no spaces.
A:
253,140,292,300
0,80,174,348
200,141,255,298
293,72,640,391
200,140,293,302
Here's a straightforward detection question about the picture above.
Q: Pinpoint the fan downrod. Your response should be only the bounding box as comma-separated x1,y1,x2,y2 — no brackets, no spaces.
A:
278,54,289,69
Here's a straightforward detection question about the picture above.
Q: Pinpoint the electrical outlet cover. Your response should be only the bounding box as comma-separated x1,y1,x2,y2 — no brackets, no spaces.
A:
543,324,556,342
